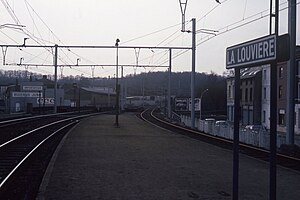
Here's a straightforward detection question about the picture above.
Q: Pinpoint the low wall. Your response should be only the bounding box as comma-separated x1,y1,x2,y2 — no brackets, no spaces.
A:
181,115,300,149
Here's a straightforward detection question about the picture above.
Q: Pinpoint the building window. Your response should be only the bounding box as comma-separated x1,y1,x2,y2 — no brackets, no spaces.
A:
279,67,283,78
263,110,266,123
249,88,253,101
228,85,231,98
278,85,283,99
263,69,267,80
278,109,285,125
245,88,248,102
263,87,267,99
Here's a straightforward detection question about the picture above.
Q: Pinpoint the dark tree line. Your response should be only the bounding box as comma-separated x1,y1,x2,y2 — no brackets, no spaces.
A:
128,71,227,116
0,69,227,116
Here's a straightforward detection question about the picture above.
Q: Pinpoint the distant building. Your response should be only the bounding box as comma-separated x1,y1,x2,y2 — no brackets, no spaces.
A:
227,67,262,125
1,75,64,113
261,64,271,130
125,96,161,110
79,87,116,108
227,46,300,135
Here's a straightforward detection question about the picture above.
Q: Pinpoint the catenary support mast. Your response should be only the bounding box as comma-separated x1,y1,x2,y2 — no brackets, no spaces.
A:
286,0,297,145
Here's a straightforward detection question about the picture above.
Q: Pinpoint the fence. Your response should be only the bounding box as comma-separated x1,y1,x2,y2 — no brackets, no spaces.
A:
180,115,300,149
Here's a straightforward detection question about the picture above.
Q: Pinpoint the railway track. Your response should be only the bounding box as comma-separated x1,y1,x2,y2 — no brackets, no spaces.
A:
0,111,97,145
140,108,300,171
0,112,101,199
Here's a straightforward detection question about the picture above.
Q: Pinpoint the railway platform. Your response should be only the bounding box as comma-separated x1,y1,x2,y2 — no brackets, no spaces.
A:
37,112,300,200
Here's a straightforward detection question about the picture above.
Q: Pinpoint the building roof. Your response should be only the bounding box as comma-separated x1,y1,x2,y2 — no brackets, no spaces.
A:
81,87,116,95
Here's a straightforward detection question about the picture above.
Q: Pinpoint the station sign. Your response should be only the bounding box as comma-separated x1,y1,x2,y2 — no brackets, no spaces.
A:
175,98,200,111
175,98,189,111
23,86,43,91
37,98,55,104
12,92,42,98
226,34,276,69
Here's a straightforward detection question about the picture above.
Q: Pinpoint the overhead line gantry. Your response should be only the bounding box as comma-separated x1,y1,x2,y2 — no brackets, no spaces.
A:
0,43,192,115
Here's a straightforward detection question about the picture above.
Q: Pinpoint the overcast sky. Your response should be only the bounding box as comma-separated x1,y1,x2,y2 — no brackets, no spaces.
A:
0,0,299,78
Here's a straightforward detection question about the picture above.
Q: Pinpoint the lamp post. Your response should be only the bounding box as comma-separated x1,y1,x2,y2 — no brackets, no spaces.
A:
179,0,219,129
115,38,120,127
199,89,208,120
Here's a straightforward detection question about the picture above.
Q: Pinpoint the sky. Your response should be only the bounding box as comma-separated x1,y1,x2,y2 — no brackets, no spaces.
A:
0,0,299,78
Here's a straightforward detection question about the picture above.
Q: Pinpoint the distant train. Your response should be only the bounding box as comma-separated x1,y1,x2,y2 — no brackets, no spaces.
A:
124,96,164,111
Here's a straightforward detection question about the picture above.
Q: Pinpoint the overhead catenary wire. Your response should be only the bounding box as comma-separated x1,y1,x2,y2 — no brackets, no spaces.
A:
2,0,296,77
197,0,296,45
156,0,297,68
1,0,21,25
243,0,248,20
23,0,99,69
129,0,230,72
196,0,231,23
0,30,19,43
121,23,182,45
24,0,45,45
1,0,225,76
0,0,98,77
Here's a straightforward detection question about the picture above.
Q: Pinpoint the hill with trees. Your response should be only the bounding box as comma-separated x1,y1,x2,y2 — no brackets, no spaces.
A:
0,70,227,116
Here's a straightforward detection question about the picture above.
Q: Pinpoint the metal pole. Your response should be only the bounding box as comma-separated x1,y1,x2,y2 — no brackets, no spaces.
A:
269,0,279,199
115,39,120,127
233,68,240,200
121,66,124,111
191,18,196,129
168,49,172,119
78,86,81,113
179,0,188,32
142,74,145,108
54,44,58,114
43,87,45,114
286,0,296,145
38,90,41,114
269,0,273,33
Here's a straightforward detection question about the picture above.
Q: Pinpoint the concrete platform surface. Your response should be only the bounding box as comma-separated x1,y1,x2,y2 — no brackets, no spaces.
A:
37,113,300,200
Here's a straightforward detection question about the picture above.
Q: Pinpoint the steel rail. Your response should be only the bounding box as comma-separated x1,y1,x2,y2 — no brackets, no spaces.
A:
0,113,98,148
0,121,77,189
0,111,86,125
141,108,300,163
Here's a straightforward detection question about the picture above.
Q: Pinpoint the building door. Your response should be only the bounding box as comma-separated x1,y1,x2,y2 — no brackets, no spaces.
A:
15,102,20,112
